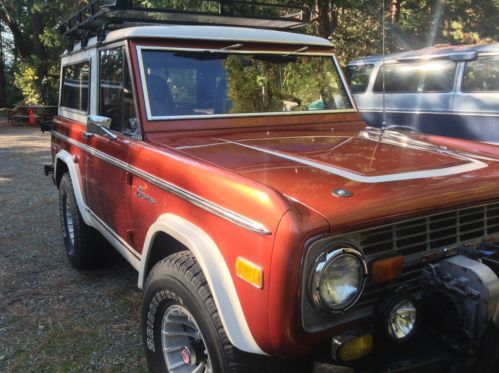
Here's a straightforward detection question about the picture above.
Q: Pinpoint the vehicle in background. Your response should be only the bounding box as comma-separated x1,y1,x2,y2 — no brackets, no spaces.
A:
346,44,499,143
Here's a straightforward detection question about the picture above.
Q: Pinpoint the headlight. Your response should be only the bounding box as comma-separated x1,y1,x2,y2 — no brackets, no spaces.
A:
311,245,367,312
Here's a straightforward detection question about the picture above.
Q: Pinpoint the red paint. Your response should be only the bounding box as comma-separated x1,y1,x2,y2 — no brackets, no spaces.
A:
51,39,499,357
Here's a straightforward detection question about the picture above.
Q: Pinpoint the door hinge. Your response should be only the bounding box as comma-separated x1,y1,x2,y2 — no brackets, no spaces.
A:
126,229,135,246
126,171,133,185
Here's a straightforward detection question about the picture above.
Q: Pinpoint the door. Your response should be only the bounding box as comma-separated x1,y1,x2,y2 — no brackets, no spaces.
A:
85,46,137,242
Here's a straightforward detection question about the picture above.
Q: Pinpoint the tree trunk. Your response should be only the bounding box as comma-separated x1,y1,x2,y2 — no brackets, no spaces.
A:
0,23,6,107
0,1,30,59
32,10,48,103
391,0,401,23
316,0,331,38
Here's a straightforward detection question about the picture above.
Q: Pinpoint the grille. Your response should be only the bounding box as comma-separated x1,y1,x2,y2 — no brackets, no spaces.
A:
302,202,499,332
354,202,499,257
353,202,499,309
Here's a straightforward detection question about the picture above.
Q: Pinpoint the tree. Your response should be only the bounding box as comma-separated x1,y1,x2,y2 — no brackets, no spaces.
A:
0,0,86,105
0,0,497,106
0,21,6,107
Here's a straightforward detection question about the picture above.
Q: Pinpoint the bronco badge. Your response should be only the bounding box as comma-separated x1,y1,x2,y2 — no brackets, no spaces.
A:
136,186,157,205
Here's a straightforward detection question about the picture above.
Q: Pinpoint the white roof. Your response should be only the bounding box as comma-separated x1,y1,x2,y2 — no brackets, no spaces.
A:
68,25,332,53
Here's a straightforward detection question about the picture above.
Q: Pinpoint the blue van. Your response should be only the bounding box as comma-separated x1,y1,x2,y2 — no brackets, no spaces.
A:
346,44,499,143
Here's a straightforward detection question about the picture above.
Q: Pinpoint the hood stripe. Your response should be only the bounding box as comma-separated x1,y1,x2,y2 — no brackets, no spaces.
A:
220,139,488,184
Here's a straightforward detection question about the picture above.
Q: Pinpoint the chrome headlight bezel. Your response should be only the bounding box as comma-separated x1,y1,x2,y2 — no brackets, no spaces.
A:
310,245,368,313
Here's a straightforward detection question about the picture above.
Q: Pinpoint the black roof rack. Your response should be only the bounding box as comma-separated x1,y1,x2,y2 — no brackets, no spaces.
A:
60,0,310,43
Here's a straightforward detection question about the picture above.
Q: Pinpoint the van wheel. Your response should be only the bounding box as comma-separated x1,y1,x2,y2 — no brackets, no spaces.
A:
142,252,311,373
59,173,111,269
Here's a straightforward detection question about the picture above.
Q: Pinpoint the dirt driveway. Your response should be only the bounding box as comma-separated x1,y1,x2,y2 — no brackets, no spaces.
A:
0,126,344,373
0,127,145,372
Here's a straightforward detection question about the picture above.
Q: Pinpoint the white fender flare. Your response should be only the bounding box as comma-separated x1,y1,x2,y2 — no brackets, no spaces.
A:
139,213,266,355
54,150,92,225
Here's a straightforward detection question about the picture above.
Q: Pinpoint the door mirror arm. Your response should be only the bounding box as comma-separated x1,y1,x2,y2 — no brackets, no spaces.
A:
87,115,118,140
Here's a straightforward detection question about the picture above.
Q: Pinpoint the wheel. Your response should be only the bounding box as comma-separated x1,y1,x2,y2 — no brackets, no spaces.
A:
58,173,112,269
142,252,312,373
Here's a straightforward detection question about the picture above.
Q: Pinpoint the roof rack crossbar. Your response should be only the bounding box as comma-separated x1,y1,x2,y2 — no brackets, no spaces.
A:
60,0,311,43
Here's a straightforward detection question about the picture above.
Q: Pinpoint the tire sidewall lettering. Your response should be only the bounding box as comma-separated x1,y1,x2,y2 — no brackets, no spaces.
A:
146,288,184,353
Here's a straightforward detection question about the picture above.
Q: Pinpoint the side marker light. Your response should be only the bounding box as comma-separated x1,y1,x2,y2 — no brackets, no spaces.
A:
235,257,263,289
371,255,404,284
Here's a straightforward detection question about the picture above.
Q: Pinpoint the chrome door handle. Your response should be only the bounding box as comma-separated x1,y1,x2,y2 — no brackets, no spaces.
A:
83,132,94,139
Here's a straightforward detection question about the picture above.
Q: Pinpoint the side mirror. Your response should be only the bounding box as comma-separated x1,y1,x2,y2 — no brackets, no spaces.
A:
87,115,117,140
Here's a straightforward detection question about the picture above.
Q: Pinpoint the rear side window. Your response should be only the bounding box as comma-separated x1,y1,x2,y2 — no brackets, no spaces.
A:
462,56,499,92
60,61,90,112
345,64,374,93
373,60,456,93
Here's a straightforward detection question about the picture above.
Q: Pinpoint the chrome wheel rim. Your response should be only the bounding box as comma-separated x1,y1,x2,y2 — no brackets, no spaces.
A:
161,305,212,373
65,198,75,247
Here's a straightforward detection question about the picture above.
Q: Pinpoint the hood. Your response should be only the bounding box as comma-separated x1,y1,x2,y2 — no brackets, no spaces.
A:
150,127,499,233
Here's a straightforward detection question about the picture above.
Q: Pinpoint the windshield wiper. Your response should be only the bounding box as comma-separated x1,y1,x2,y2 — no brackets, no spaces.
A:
220,43,243,51
284,46,309,56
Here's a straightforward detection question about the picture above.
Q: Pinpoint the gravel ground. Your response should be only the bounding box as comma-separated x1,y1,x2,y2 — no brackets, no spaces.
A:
0,125,351,373
0,126,145,372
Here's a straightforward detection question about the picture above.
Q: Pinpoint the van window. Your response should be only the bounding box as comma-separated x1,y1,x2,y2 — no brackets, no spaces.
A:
60,61,90,112
373,60,456,93
462,56,499,92
345,64,374,93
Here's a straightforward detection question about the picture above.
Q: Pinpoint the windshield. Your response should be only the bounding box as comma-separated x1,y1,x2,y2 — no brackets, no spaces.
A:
139,49,353,119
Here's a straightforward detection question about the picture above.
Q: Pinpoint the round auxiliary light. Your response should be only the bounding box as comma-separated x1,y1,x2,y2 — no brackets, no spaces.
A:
311,246,368,312
387,299,418,340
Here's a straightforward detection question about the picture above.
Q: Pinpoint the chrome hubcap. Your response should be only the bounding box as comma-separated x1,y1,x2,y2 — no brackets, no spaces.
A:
161,305,212,373
65,198,75,247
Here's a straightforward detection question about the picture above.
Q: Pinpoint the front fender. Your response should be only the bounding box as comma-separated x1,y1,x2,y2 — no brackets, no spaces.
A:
139,213,267,355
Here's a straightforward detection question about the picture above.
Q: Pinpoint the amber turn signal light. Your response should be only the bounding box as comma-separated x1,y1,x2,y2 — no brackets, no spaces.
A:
337,334,373,361
235,257,263,289
371,255,404,285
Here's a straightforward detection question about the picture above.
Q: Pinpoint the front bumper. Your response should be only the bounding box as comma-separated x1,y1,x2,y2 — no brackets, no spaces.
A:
312,249,499,372
314,322,499,372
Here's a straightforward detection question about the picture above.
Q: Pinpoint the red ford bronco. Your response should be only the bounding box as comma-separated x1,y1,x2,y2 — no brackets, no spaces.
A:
45,1,499,372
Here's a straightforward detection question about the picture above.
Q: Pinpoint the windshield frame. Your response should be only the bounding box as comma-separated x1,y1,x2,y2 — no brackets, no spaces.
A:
136,45,357,121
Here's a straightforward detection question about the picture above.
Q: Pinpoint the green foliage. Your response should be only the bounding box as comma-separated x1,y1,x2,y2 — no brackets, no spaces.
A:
0,0,497,107
0,0,87,105
13,63,41,105
136,0,218,12
224,55,348,113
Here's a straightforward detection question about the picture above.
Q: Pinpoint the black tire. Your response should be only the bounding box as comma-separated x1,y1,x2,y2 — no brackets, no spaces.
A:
142,251,312,373
59,173,112,269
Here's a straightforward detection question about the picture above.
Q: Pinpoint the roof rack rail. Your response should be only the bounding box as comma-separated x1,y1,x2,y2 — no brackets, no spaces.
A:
60,0,311,43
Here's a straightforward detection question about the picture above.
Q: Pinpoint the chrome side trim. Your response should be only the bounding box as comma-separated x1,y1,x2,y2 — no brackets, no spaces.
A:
358,108,498,117
52,131,272,235
86,207,141,261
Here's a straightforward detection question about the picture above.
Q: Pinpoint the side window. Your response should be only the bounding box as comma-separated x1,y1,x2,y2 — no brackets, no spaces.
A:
60,61,90,112
462,57,499,92
373,63,419,93
373,60,456,93
99,47,137,134
345,64,374,93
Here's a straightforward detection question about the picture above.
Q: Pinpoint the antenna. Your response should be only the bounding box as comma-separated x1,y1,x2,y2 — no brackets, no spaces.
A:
381,0,387,130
